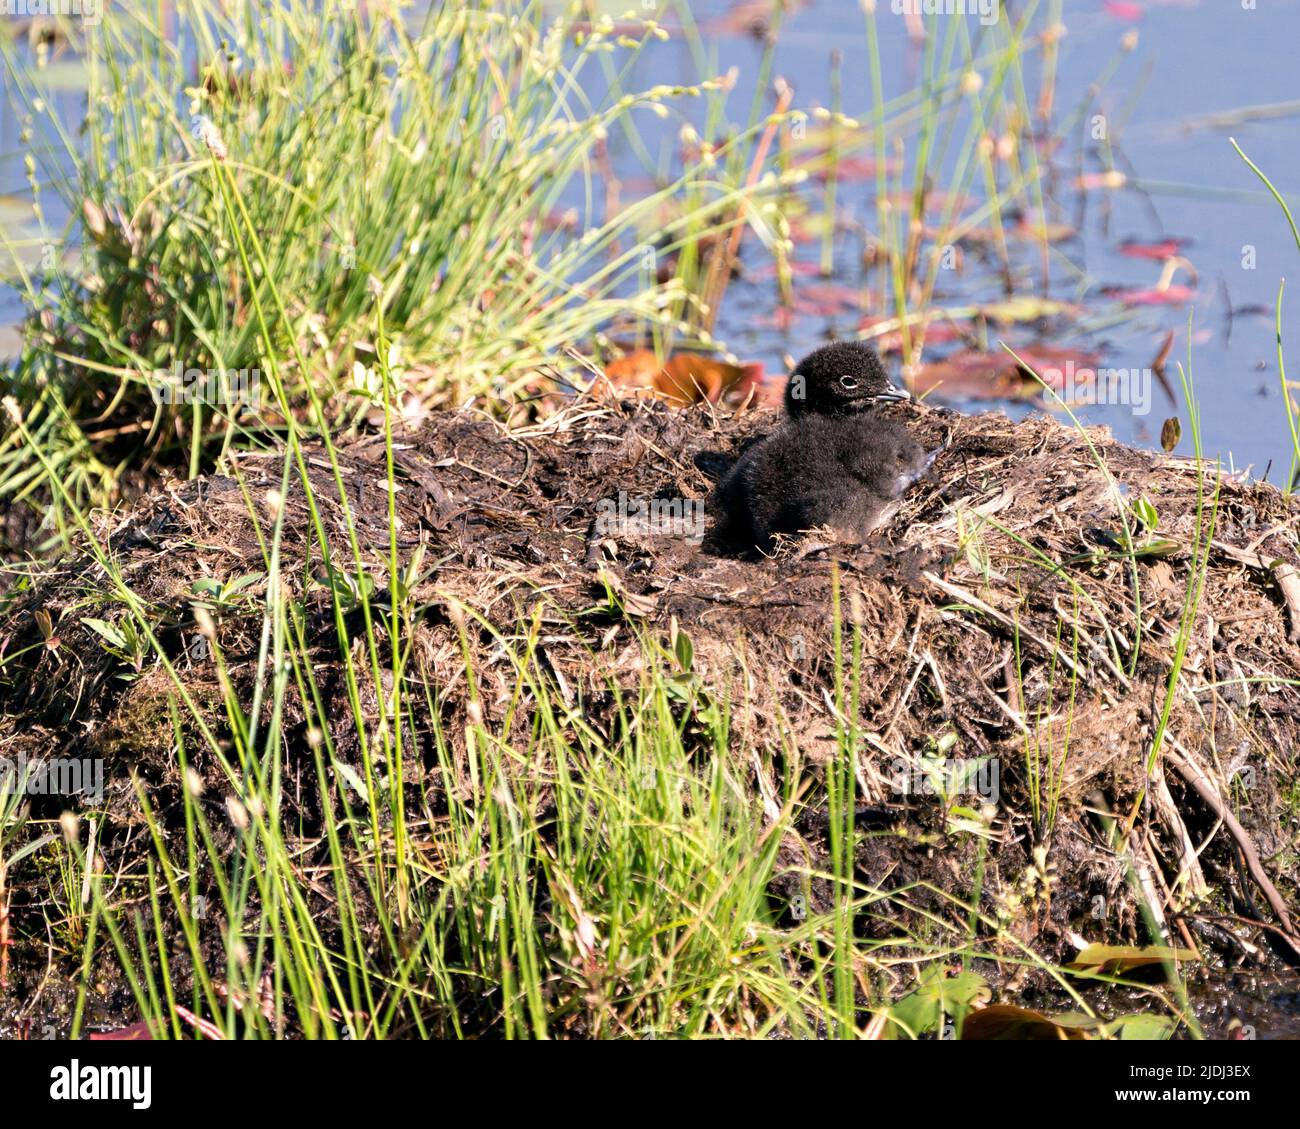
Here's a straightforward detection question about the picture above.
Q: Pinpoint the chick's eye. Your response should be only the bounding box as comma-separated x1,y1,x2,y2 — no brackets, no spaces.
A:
839,376,858,390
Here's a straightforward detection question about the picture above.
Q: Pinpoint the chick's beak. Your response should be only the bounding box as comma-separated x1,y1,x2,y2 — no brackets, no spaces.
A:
876,382,912,403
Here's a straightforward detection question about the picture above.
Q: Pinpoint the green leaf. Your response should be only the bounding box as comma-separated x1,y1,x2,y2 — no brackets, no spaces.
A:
1110,1013,1177,1040
83,617,127,650
2,832,58,869
886,967,989,1039
1131,496,1159,531
332,761,370,802
225,572,264,596
1131,538,1180,560
673,627,693,673
1067,943,1198,974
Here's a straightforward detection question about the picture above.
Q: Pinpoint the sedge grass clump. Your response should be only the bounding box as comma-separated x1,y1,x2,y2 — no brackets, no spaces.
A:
0,0,768,516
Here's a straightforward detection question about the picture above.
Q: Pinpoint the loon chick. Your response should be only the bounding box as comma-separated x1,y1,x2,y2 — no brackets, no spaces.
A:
711,342,929,552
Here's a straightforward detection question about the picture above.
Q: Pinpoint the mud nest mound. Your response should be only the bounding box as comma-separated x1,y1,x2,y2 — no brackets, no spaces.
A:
3,399,1300,988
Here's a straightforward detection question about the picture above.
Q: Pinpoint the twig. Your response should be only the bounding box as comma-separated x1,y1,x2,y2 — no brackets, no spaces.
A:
1166,739,1299,947
1149,767,1209,900
1142,834,1200,958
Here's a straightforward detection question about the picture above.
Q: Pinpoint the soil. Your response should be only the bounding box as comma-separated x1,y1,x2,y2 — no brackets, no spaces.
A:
2,397,1299,1035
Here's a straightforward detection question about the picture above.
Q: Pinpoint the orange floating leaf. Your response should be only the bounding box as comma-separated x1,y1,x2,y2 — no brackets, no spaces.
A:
603,350,765,407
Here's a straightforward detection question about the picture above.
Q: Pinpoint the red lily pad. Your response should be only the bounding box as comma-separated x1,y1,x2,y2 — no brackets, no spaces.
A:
794,282,875,315
753,288,880,327
703,0,806,38
747,261,827,282
1119,238,1189,260
912,346,1101,400
858,317,968,354
1102,284,1197,307
799,154,899,183
1103,1,1145,20
755,306,796,333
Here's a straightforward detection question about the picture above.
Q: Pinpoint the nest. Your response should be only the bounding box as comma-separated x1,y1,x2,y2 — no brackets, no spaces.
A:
3,398,1300,993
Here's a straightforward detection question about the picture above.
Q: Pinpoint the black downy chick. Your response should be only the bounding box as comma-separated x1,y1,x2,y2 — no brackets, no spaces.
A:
712,342,931,552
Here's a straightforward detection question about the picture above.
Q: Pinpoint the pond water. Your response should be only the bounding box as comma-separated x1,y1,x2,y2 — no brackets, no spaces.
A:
633,0,1300,480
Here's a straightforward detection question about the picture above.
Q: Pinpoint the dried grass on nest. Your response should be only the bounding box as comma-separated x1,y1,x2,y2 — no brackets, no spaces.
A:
2,398,1299,959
